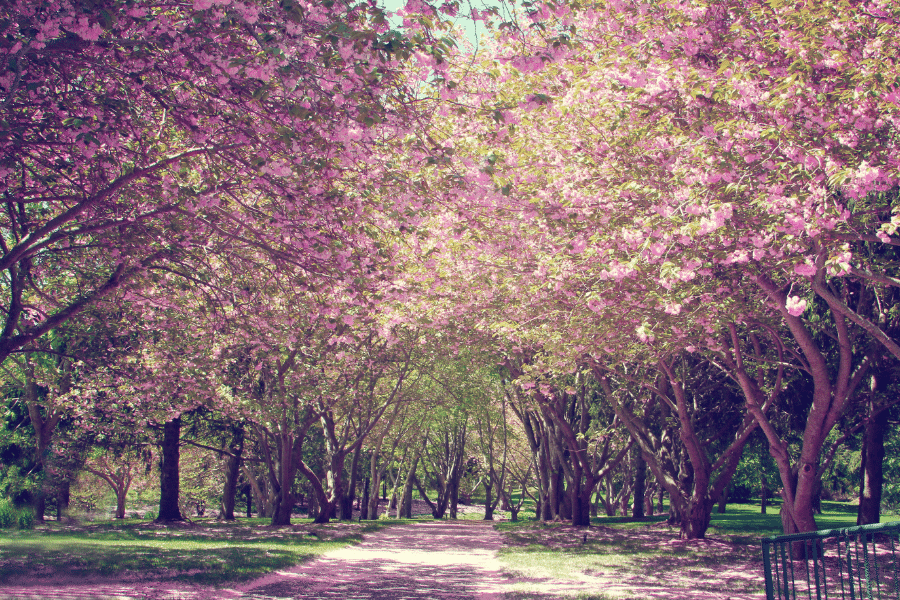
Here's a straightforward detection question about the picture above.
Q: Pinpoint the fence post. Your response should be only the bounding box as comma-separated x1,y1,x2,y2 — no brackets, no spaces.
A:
761,522,900,600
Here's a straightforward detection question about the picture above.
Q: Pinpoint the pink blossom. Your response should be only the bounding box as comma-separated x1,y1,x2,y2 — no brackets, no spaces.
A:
794,263,817,277
785,296,807,316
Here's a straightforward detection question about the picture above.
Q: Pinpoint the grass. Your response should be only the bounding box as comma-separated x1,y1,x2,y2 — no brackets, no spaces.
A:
0,516,410,586
499,500,864,538
493,501,865,599
707,500,861,538
0,498,882,597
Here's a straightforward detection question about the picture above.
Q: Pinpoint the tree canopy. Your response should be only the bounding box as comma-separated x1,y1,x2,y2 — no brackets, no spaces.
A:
3,0,900,540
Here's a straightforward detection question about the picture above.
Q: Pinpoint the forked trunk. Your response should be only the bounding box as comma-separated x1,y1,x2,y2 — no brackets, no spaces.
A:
397,454,419,518
483,481,494,520
682,495,713,539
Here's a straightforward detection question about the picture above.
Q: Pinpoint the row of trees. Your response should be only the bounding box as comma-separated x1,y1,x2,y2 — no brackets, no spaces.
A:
3,0,900,542
387,0,900,539
6,338,895,532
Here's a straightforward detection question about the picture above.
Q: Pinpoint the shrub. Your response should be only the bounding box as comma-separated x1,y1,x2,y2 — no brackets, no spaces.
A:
144,510,156,521
0,499,15,528
16,508,34,529
0,498,35,529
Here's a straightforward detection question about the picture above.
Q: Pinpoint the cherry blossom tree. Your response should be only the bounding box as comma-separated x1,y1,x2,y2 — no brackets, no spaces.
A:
0,0,453,365
396,0,900,538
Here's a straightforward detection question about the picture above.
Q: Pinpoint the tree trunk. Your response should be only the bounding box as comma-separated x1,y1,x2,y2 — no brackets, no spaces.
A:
632,449,646,519
367,449,391,520
241,465,268,518
483,480,494,520
323,453,345,523
296,457,332,524
221,426,244,521
857,408,888,525
568,458,592,527
57,480,70,521
271,428,305,527
157,417,184,522
416,475,446,518
683,495,714,539
308,484,319,519
116,489,127,519
540,446,553,520
25,372,63,523
449,475,460,520
271,489,292,526
549,461,561,520
361,476,370,520
342,446,362,520
33,492,46,522
399,456,418,518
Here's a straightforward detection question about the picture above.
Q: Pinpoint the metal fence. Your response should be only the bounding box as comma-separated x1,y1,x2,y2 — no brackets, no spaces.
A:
762,521,900,600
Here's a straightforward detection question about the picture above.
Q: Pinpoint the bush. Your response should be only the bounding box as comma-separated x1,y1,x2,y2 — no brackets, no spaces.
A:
144,510,156,521
0,499,15,528
0,498,34,529
16,508,34,529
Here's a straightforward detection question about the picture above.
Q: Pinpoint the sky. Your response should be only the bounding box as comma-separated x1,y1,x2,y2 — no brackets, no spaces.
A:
377,0,508,51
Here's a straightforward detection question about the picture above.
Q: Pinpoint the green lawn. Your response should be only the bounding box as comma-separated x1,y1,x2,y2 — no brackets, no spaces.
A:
1,500,887,596
0,517,407,586
493,501,872,600
497,499,866,538
707,500,862,537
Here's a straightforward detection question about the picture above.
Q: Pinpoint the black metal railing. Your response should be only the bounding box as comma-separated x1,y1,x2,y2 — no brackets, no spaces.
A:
762,521,900,600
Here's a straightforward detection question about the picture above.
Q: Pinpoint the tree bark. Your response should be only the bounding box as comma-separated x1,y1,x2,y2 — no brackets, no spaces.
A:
33,493,46,522
594,361,753,539
366,452,384,520
221,425,244,521
632,448,647,519
116,489,127,519
24,370,63,523
857,407,888,525
398,453,420,518
271,428,304,527
56,480,70,521
483,479,495,520
753,278,873,542
157,417,184,522
342,445,362,520
361,476,370,520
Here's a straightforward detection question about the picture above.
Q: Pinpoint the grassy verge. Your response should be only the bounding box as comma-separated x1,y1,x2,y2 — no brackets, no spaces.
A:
0,516,411,586
494,501,862,599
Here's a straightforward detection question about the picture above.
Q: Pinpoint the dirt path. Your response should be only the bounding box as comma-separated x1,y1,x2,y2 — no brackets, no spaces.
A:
0,520,511,600
0,520,770,600
234,520,508,599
